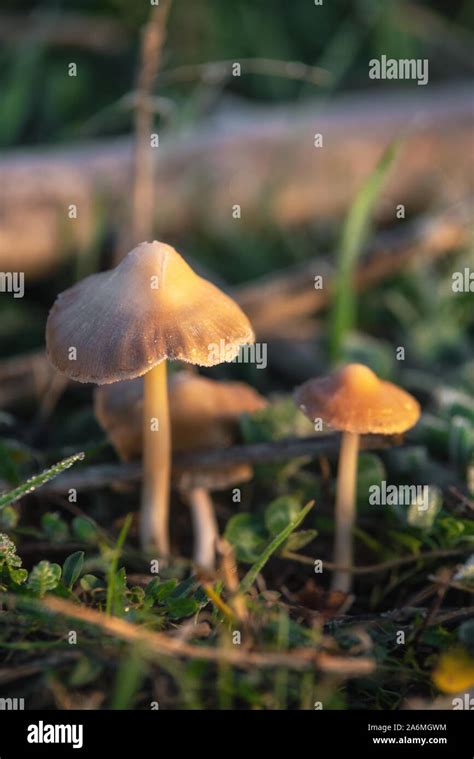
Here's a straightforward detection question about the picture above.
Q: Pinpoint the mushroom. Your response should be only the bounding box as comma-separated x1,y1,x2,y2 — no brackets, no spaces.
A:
294,364,420,593
46,241,254,556
94,372,267,568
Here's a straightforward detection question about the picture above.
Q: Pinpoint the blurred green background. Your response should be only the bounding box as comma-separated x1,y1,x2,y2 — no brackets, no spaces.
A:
1,0,473,148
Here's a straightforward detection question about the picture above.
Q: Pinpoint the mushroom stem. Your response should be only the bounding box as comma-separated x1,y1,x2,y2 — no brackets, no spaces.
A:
331,430,359,593
187,487,219,570
141,360,170,555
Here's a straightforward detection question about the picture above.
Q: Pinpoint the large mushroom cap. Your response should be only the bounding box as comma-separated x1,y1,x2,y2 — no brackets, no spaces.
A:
94,371,267,462
295,363,420,435
46,241,255,384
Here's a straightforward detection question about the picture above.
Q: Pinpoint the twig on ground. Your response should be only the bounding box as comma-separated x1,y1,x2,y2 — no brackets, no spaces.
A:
283,547,472,575
4,594,374,674
36,433,397,494
157,58,330,86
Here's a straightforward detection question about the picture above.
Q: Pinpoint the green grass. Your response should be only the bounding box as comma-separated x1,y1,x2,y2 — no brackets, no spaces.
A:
328,141,398,363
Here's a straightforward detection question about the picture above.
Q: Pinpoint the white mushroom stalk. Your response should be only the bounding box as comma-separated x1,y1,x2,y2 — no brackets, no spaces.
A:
187,486,219,569
332,430,359,593
141,360,170,554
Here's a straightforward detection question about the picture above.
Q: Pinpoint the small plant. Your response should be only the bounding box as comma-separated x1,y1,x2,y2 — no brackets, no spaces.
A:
27,560,62,597
0,533,27,587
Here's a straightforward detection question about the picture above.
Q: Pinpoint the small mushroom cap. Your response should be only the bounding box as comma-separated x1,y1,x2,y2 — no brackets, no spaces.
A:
176,463,253,493
170,372,267,453
94,372,267,462
295,363,420,435
94,376,144,462
46,241,255,384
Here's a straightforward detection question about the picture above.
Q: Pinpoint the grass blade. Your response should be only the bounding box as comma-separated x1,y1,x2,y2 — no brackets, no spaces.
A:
0,452,85,511
328,141,398,363
105,513,133,616
110,645,146,710
240,500,315,594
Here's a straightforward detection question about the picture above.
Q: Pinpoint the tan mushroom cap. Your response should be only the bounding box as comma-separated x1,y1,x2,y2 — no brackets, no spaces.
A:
176,463,253,493
46,241,255,384
94,375,144,462
94,372,267,463
170,372,267,452
295,363,420,435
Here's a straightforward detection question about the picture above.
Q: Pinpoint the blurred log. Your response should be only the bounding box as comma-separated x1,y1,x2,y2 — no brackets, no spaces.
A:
1,82,473,276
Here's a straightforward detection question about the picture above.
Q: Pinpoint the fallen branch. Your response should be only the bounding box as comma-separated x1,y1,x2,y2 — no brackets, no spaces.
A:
283,547,472,575
236,203,471,334
37,433,397,494
4,594,375,674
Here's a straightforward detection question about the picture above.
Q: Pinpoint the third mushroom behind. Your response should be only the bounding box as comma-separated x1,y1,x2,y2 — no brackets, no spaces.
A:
95,371,267,568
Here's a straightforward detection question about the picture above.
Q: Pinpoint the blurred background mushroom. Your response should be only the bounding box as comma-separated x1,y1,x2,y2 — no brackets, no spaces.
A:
295,364,421,593
46,240,255,556
95,371,267,568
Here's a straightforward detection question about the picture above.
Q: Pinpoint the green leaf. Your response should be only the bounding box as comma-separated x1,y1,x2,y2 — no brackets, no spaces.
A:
166,597,199,620
80,574,102,592
0,533,21,568
27,561,62,597
0,453,85,511
62,551,85,589
329,141,398,362
72,516,98,544
0,506,19,530
240,397,314,443
224,513,268,564
284,529,318,552
68,656,104,688
240,500,315,593
8,566,28,585
42,512,69,543
170,575,198,599
264,496,302,536
0,506,20,530
127,586,145,606
145,578,177,602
